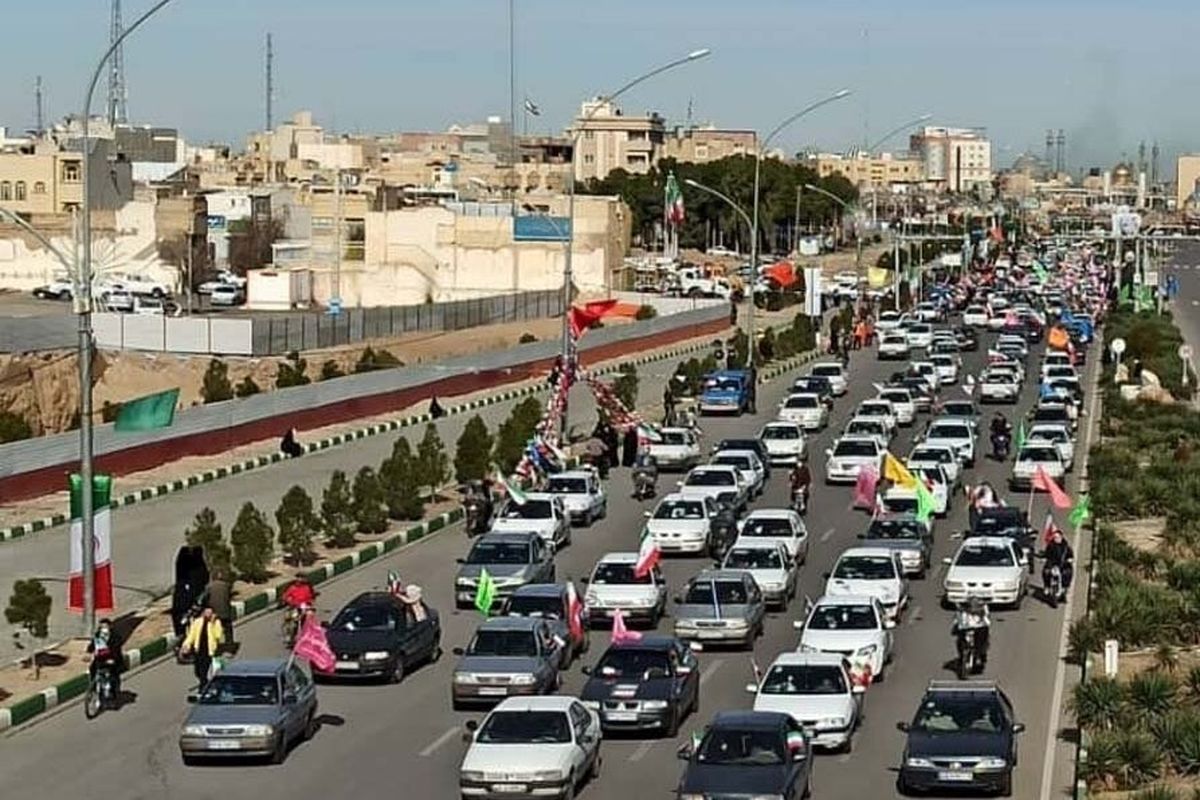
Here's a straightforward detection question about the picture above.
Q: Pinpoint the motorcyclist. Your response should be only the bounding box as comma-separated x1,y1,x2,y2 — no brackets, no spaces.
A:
463,479,493,535
1043,527,1075,593
789,462,812,511
281,576,317,645
989,412,1011,439
632,449,659,498
86,618,124,702
952,596,991,670
709,502,738,558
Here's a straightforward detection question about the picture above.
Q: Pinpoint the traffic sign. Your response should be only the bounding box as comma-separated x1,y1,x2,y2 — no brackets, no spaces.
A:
1110,338,1126,356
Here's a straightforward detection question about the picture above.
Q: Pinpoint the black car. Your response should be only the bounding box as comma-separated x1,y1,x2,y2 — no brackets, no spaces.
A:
319,592,441,683
897,681,1025,796
711,438,772,478
969,507,1036,570
955,327,980,352
789,377,835,409
580,635,700,737
677,710,813,799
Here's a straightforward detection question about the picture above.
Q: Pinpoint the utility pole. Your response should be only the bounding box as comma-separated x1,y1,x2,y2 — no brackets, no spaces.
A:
265,33,274,132
333,167,342,310
107,0,129,126
34,76,45,136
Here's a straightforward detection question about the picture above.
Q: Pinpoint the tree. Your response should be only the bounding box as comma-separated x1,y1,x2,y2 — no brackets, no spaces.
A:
319,360,345,381
320,470,357,547
416,423,450,497
635,304,658,320
276,351,311,388
234,375,261,398
381,438,425,521
494,397,544,473
5,579,51,678
613,363,639,410
184,507,231,576
201,359,234,404
518,332,538,344
275,485,318,566
455,415,494,483
355,346,404,373
729,330,749,368
0,410,32,443
230,502,274,583
352,466,389,534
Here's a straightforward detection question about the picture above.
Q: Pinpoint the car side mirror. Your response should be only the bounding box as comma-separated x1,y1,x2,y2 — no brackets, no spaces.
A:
884,619,897,630
186,692,198,704
283,692,298,706
676,481,683,488
744,682,759,694
792,620,804,631
452,647,465,656
897,721,911,732
643,510,652,519
465,720,479,733
942,557,953,566
677,743,694,760
1013,722,1026,734
456,558,466,564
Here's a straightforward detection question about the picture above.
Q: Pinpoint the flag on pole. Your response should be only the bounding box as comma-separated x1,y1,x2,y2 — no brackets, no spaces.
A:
68,473,115,612
1032,465,1072,509
568,299,620,339
883,452,918,488
853,465,879,511
1015,421,1026,452
474,568,497,616
523,97,541,116
1069,494,1091,530
494,467,528,505
113,387,180,432
664,172,685,227
914,480,937,522
566,581,584,643
1041,511,1057,546
611,608,642,645
293,613,337,672
634,528,661,578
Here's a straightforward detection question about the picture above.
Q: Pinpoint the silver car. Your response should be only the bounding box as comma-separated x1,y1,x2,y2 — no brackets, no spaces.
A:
673,570,766,649
451,617,564,709
721,540,798,608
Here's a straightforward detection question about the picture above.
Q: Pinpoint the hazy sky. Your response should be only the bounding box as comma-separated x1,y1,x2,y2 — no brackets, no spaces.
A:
4,0,1198,174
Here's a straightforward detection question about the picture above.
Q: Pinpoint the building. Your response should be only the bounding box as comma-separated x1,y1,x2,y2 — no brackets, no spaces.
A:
662,126,756,164
909,126,992,192
1176,155,1200,211
0,137,132,215
114,126,187,183
570,99,666,182
805,151,925,189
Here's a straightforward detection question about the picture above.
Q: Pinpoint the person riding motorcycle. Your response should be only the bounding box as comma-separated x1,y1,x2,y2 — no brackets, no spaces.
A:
989,412,1013,458
632,449,659,498
463,479,494,535
87,618,124,702
281,577,317,646
1043,527,1075,594
989,412,1011,438
789,462,812,511
952,596,991,670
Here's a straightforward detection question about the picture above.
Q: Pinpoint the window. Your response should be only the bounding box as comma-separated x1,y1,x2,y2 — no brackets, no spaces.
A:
0,182,9,201
33,181,45,194
627,131,647,142
583,154,594,165
14,182,26,201
696,145,709,159
63,162,81,182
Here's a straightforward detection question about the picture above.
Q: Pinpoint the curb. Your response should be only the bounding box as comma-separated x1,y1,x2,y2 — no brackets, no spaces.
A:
0,333,725,546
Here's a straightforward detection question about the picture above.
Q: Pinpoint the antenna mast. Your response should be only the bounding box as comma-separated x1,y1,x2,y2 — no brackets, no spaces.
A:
265,33,274,132
107,0,129,126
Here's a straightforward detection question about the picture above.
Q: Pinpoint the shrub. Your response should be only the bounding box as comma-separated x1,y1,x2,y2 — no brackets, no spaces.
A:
234,375,261,398
493,397,544,473
200,359,234,404
518,332,538,344
4,578,51,677
355,346,403,373
184,507,231,575
635,304,657,320
275,485,318,566
230,502,274,583
100,401,122,423
276,351,311,388
1067,617,1104,664
416,423,450,497
1149,709,1200,775
613,363,638,411
0,410,32,443
320,470,356,547
319,360,345,381
382,439,425,521
1116,731,1164,788
1127,671,1178,720
351,466,389,534
1082,730,1123,789
1071,677,1124,731
454,415,494,483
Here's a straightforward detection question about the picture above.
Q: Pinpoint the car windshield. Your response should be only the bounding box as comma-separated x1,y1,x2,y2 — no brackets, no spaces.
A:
912,448,951,463
330,604,396,632
741,517,795,538
661,431,690,446
956,545,1015,567
883,335,906,345
833,555,896,580
594,648,672,679
833,440,878,458
974,512,1025,537
931,356,953,367
478,711,571,744
785,396,818,409
761,664,847,695
684,580,748,605
912,696,1007,734
1034,409,1069,424
697,728,786,766
725,548,783,570
468,629,538,657
706,378,742,392
197,675,278,706
686,470,734,487
502,499,552,519
929,424,970,439
467,541,531,565
506,594,562,619
762,425,800,440
654,499,706,520
942,403,974,417
860,404,890,416
807,604,877,630
917,468,944,485
812,365,840,378
1030,428,1067,443
591,562,651,585
880,392,910,404
714,455,752,470
547,477,588,494
868,519,923,540
847,422,882,437
910,324,932,334
1020,447,1061,463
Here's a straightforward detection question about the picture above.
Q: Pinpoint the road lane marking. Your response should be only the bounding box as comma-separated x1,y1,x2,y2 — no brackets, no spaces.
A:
630,741,656,762
420,726,462,757
700,659,724,685
819,527,836,542
908,604,922,625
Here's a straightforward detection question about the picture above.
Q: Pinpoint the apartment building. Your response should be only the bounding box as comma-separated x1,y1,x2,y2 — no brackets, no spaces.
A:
1176,155,1200,211
662,126,756,164
0,138,132,214
570,99,666,182
909,126,992,192
806,152,925,189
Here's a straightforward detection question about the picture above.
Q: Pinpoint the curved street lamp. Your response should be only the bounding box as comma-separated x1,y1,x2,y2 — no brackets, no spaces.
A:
864,113,933,228
802,182,861,272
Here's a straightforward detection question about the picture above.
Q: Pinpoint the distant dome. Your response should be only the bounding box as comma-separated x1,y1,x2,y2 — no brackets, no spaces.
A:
1113,162,1134,184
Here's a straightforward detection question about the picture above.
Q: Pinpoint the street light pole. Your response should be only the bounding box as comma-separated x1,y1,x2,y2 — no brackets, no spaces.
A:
560,48,710,437
863,112,933,230
749,89,852,368
78,0,180,635
802,182,860,273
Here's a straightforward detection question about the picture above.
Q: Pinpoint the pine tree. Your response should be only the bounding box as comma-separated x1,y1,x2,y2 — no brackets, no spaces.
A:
275,485,318,566
184,507,232,576
276,351,311,388
320,470,357,548
494,397,544,473
352,466,389,534
230,502,274,583
416,423,450,497
234,375,261,398
201,359,234,404
381,439,424,521
4,579,51,677
319,360,344,381
613,363,639,410
454,415,494,483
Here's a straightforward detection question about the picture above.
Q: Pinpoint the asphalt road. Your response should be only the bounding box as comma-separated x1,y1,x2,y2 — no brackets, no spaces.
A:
1165,241,1200,370
0,325,1089,800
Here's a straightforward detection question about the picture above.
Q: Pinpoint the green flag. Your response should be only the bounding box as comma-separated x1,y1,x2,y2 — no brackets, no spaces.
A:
114,388,180,432
1015,421,1026,452
915,480,936,523
1119,284,1132,306
474,567,497,616
1069,494,1091,529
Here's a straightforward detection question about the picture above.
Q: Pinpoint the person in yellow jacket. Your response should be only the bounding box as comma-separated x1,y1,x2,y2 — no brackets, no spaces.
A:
180,605,225,690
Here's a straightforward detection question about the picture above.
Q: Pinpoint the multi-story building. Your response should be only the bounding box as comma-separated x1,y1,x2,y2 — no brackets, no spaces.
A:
909,126,992,192
1176,155,1200,211
570,99,666,182
805,151,925,189
662,126,756,164
0,137,132,215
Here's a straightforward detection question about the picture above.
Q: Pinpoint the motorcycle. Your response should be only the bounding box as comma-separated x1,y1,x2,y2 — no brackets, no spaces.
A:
955,627,984,680
84,660,118,719
707,507,738,560
632,467,657,500
464,497,491,537
791,485,809,515
990,431,1011,461
1044,563,1069,608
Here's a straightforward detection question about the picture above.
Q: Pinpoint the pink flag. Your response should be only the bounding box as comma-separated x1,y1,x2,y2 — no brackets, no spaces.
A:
611,609,642,646
566,581,584,644
853,465,879,511
293,614,336,672
1033,466,1072,509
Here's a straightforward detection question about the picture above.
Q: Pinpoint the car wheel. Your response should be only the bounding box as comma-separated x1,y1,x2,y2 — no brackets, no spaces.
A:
303,711,318,741
997,770,1012,797
270,732,288,765
560,771,576,800
389,656,406,684
581,511,592,528
664,707,680,738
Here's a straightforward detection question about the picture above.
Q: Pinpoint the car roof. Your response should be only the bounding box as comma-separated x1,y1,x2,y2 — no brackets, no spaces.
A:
551,471,593,481
492,696,577,713
714,449,759,460
813,593,880,607
605,634,679,652
690,464,739,475
834,436,881,448
658,492,704,505
837,546,900,559
957,536,1015,549
478,616,543,631
691,569,752,583
520,492,556,501
510,583,567,598
710,710,790,730
768,652,848,668
728,538,786,551
220,659,288,676
660,427,695,435
597,551,639,564
344,591,400,609
744,508,795,519
924,679,1003,697
477,531,540,544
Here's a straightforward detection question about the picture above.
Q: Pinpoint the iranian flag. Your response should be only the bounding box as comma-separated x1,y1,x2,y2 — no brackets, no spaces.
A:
68,473,115,613
664,172,685,227
633,528,660,578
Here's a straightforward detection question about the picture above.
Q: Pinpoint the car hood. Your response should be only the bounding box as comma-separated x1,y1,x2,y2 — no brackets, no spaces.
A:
326,629,394,653
581,676,673,702
556,494,590,510
739,567,788,586
825,578,900,603
906,729,1009,759
456,655,544,674
679,763,792,795
646,519,708,536
678,486,733,500
185,704,281,727
675,602,755,621
462,743,575,774
863,538,924,554
491,518,554,534
458,564,535,581
801,628,882,652
763,439,804,453
649,444,693,456
754,693,854,720
588,585,658,604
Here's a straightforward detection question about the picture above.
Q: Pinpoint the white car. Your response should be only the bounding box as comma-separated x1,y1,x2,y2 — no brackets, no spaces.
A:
809,363,849,396
210,284,242,307
962,305,989,327
979,370,1021,404
908,361,940,393
711,449,767,498
777,393,828,431
875,389,915,426
923,418,977,467
197,270,247,294
583,552,668,627
796,595,895,684
1041,352,1073,378
643,494,719,554
1028,423,1075,471
133,296,165,315
929,354,960,385
856,399,898,433
748,652,863,751
677,465,750,512
459,696,602,799
759,422,807,465
491,493,571,549
824,547,909,621
877,333,910,360
914,301,941,323
1043,365,1079,384
1010,443,1066,492
647,427,702,472
907,443,962,486
905,323,934,350
843,417,892,448
722,540,797,608
986,310,1008,331
545,470,608,527
883,465,950,517
875,311,905,333
942,536,1028,608
104,289,134,312
824,436,884,485
738,509,809,563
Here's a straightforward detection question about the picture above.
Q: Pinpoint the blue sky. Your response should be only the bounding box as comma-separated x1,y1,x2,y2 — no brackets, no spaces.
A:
4,0,1198,173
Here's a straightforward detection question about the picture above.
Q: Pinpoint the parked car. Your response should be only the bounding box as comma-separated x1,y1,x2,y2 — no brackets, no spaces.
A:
579,635,700,736
318,591,441,682
673,569,766,649
583,552,668,628
209,283,242,307
455,532,556,610
675,711,813,800
796,594,895,683
721,540,798,609
490,493,571,550
104,289,134,312
747,653,863,752
942,536,1028,608
32,276,74,300
545,470,607,526
451,616,564,709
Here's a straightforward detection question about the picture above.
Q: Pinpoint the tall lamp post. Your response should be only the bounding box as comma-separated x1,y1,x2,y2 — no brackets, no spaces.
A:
801,182,860,273
863,112,932,228
77,0,182,635
749,89,852,367
560,47,711,435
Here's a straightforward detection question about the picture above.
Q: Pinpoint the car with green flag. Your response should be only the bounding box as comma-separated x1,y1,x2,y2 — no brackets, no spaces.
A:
455,532,555,610
451,617,564,709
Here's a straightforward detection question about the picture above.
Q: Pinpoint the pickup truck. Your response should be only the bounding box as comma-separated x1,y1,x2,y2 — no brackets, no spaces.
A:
675,268,732,299
32,277,74,300
700,370,752,416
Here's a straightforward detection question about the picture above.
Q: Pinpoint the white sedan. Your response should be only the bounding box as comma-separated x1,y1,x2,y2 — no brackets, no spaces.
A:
942,536,1028,608
907,443,962,486
905,323,934,350
923,419,977,468
738,509,809,564
1028,423,1075,471
962,305,989,327
722,540,797,608
824,547,909,621
546,470,607,527
797,594,895,682
856,399,898,433
748,653,863,752
759,421,807,465
877,333,910,360
777,393,828,431
876,389,915,426
710,449,766,498
824,436,884,485
647,427,702,472
809,363,849,396
1010,443,1066,492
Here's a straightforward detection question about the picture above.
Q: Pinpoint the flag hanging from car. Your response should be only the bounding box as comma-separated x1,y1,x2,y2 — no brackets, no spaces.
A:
293,613,336,672
882,452,918,489
1033,465,1072,509
611,608,643,645
474,568,497,616
633,528,661,578
67,473,115,612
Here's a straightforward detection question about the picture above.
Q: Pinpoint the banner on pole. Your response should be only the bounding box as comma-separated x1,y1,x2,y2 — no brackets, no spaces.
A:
67,473,115,613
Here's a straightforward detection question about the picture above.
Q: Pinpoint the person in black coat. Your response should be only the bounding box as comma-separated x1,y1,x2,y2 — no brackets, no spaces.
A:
621,426,639,467
171,545,209,638
603,422,620,468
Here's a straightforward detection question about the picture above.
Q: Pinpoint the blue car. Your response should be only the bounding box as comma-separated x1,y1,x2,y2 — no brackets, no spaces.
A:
700,370,752,416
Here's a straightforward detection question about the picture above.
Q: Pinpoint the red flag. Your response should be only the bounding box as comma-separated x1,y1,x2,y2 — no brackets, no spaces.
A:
1041,512,1058,546
568,299,619,339
611,608,642,646
566,581,584,643
853,465,879,511
764,262,797,288
293,614,336,672
1033,466,1072,509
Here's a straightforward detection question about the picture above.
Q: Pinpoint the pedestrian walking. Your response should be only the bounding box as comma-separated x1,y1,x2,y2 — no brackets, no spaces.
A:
204,570,234,648
180,606,225,691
